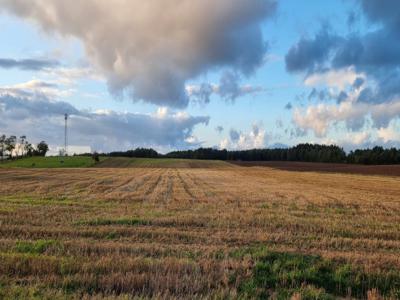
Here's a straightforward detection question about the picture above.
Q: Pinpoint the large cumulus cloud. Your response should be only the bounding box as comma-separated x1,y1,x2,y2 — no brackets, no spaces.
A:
0,0,276,108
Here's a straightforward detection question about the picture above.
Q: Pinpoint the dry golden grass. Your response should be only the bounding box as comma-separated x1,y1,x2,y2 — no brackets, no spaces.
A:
0,164,399,298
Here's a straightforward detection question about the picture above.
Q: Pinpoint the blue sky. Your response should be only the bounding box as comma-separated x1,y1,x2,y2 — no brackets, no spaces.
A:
0,0,399,153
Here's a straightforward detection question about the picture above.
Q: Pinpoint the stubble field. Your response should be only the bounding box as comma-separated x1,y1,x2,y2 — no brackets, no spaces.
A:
0,161,400,299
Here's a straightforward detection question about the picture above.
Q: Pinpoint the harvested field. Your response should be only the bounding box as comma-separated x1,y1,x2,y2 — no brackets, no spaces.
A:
232,160,400,177
0,165,400,298
95,157,233,168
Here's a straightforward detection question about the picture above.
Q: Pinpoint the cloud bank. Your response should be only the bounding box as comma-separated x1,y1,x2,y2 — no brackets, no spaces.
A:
0,0,276,108
0,58,59,70
0,85,209,152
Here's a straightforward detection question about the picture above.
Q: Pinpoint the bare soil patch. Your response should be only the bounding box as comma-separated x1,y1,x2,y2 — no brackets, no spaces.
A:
231,160,400,177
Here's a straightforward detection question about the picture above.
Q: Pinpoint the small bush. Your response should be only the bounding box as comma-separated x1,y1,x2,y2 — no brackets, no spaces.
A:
92,152,100,162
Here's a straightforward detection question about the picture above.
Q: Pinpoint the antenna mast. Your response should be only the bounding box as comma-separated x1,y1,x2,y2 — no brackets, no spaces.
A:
64,113,68,156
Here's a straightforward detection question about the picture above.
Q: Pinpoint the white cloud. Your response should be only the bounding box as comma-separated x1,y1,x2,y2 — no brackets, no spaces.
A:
293,102,363,137
292,99,400,138
220,123,266,150
0,63,103,103
41,67,103,85
319,131,372,151
0,80,73,99
304,67,365,90
350,131,371,145
377,125,400,143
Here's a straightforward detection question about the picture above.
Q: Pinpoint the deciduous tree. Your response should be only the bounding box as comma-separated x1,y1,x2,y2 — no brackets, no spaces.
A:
36,141,49,157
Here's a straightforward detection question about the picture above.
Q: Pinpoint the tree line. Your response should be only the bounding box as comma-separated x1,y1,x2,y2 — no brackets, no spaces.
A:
108,148,159,158
102,144,400,165
347,147,400,165
3,137,400,165
166,144,347,163
0,134,49,161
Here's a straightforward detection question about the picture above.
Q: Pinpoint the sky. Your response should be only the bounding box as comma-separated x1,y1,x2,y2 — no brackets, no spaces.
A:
0,0,399,154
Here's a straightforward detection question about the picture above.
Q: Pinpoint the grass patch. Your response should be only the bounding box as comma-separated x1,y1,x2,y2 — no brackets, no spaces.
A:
238,250,400,299
0,283,70,300
0,196,113,208
229,245,268,259
76,217,151,226
2,197,76,206
14,240,61,255
0,156,105,168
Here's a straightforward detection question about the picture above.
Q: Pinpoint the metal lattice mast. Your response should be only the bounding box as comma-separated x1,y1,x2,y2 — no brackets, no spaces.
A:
64,114,68,156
